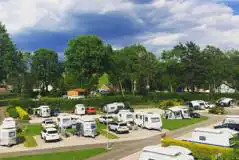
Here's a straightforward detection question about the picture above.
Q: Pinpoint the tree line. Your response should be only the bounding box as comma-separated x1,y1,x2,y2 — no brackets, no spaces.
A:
1,22,239,96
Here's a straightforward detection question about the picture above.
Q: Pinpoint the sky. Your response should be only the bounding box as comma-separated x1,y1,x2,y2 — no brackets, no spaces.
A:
1,0,239,59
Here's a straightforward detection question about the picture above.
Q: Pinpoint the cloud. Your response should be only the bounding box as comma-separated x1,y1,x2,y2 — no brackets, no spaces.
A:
2,0,239,57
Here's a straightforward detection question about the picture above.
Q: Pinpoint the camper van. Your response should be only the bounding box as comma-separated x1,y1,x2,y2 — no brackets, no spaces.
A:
35,105,51,118
117,110,134,123
75,104,85,115
57,114,72,128
103,102,125,113
185,128,238,147
0,117,17,146
134,112,162,131
165,106,191,120
74,117,97,137
139,145,194,160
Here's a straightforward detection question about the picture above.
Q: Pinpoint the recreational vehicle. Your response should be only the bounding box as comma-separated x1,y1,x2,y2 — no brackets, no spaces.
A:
134,112,162,131
222,115,239,124
117,110,134,123
0,117,17,146
187,100,215,110
75,104,85,115
165,106,191,120
103,102,125,113
185,128,238,147
34,105,51,118
57,114,72,128
216,98,235,107
74,117,97,137
139,145,194,160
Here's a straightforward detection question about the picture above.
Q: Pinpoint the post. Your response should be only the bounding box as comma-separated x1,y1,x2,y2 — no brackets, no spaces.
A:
106,110,111,150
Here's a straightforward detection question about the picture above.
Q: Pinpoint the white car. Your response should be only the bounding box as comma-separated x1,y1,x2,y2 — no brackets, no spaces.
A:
41,118,56,129
108,122,129,134
98,115,114,124
41,128,60,142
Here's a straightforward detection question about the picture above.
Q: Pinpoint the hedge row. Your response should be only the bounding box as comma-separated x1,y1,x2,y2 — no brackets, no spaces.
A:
6,106,19,118
161,137,233,160
16,106,30,120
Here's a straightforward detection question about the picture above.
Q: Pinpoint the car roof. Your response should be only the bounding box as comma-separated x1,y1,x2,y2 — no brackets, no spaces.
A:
46,128,57,131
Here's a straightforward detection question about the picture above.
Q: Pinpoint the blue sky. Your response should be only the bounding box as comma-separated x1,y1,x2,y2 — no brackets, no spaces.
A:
1,0,239,59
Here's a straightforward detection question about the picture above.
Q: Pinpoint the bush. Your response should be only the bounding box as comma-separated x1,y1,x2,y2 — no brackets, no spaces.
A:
24,136,37,147
16,106,30,120
209,107,225,115
161,137,233,160
157,99,183,109
6,106,19,118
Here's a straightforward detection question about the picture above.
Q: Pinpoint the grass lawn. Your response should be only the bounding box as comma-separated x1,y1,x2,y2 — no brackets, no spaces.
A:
96,121,118,139
3,148,106,160
21,124,42,136
23,136,38,147
162,116,208,130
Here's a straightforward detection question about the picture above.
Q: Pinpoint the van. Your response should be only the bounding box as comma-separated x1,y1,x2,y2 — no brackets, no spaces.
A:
0,118,17,146
139,145,194,160
34,106,51,118
134,112,162,131
75,104,85,115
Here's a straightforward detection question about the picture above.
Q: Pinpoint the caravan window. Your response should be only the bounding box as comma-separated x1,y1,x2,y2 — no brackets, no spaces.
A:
135,115,138,119
110,107,115,110
199,136,206,141
127,114,133,118
175,111,181,117
9,131,15,137
91,123,96,129
145,117,148,122
151,117,160,123
140,115,143,120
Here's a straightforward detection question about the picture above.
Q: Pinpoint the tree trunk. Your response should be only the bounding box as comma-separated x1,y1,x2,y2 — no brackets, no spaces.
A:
169,83,173,92
133,80,136,95
131,79,134,95
118,79,124,97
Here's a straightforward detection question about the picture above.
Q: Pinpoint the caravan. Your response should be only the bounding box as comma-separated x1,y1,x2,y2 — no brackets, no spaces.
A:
134,112,162,131
187,100,215,110
57,113,72,128
139,145,194,160
0,117,17,146
117,110,134,123
103,102,125,113
165,106,191,119
34,106,51,118
74,117,97,137
185,128,238,147
216,98,235,107
75,104,85,115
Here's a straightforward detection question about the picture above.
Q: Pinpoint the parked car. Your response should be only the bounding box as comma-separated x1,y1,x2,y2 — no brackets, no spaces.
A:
214,123,239,131
86,106,96,115
108,122,129,134
98,115,114,124
41,118,56,129
40,128,60,142
216,98,235,107
50,108,60,117
189,112,200,118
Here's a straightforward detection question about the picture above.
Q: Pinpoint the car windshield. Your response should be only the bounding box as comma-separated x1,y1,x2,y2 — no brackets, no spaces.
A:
151,117,160,122
119,123,127,127
46,121,54,124
48,130,57,134
107,116,113,119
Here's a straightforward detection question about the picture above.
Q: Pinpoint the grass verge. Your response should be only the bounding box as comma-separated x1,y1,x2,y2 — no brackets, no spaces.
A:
3,148,106,160
162,116,208,130
21,124,42,136
96,121,118,139
23,136,38,147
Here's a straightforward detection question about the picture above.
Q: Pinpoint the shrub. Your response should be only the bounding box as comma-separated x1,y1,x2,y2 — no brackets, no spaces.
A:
161,137,233,160
209,107,225,115
6,106,19,118
16,106,30,120
157,99,183,109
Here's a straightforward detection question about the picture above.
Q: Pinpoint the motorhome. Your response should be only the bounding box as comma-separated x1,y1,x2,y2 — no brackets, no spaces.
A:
34,105,51,118
74,117,97,137
165,106,191,120
139,145,194,160
0,117,17,146
185,128,238,147
134,112,162,131
57,113,72,128
117,110,134,123
75,104,85,115
216,98,235,107
103,102,125,113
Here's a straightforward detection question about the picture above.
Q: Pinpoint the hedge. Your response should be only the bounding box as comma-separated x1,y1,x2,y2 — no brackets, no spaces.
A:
209,107,225,115
6,106,19,118
161,137,233,160
16,106,29,120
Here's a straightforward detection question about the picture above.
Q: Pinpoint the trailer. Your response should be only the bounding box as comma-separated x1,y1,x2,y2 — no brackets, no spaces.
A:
134,112,162,131
187,100,215,109
216,98,236,107
222,115,239,124
75,104,86,115
74,117,97,137
33,105,51,118
139,145,194,160
0,117,17,146
57,113,72,128
117,110,134,123
103,102,125,113
165,106,190,119
185,128,238,147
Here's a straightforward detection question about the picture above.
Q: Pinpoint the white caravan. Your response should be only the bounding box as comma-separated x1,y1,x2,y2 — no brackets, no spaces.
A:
188,100,215,109
217,98,235,107
57,113,72,128
134,112,162,131
222,115,239,124
165,106,190,120
139,145,194,160
34,105,51,118
0,117,17,146
103,102,125,113
185,128,238,147
75,104,86,115
117,110,134,123
75,117,97,137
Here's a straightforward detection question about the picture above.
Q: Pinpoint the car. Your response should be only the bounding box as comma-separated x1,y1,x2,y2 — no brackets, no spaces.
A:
98,115,114,124
51,108,60,117
86,106,96,115
41,118,56,129
189,112,200,118
214,123,239,131
108,122,129,134
40,128,60,142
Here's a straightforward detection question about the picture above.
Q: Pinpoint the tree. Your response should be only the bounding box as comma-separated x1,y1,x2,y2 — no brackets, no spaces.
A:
31,48,60,94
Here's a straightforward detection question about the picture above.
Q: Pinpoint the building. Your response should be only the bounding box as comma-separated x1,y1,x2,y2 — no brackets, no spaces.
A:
67,88,87,97
0,84,8,93
215,83,236,93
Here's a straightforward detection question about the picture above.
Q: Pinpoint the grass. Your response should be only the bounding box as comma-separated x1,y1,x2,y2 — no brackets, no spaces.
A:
20,124,42,136
2,148,106,160
23,136,38,147
162,116,208,130
96,121,118,139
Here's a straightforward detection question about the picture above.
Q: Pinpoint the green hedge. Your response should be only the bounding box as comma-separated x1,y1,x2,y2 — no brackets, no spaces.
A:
6,106,19,118
209,107,225,115
161,137,233,160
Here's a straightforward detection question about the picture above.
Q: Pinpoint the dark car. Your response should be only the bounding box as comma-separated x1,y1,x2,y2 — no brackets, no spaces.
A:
214,123,239,131
190,112,200,118
50,109,60,117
